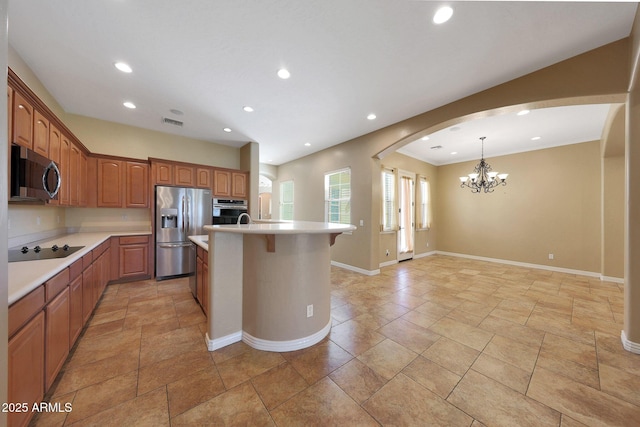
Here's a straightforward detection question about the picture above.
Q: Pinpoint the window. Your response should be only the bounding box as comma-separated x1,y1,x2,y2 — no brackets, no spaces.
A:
381,168,396,231
324,168,351,224
280,180,294,220
418,176,431,229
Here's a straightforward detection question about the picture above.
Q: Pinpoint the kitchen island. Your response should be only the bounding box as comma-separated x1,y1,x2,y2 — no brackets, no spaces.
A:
194,221,355,352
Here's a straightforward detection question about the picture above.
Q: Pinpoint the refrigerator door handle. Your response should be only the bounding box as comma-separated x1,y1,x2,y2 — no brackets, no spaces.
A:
186,196,191,233
158,242,194,248
181,196,185,232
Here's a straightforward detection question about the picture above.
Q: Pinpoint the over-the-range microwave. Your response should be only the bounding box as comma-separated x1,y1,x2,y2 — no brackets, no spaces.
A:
10,144,61,203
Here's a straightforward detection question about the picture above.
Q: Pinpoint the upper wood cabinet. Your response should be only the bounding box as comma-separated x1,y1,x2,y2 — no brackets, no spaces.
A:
153,161,173,185
97,158,123,207
174,165,195,187
12,90,34,149
80,151,88,207
33,110,50,157
213,169,248,198
196,167,212,189
125,161,149,208
59,135,71,206
69,143,81,206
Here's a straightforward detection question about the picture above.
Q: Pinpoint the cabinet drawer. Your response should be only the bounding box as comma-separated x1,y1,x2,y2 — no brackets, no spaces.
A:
197,245,204,260
69,259,83,281
120,235,149,245
45,268,70,302
8,285,45,337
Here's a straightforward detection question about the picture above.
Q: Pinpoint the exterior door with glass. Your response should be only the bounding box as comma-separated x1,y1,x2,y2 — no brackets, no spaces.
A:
397,171,415,261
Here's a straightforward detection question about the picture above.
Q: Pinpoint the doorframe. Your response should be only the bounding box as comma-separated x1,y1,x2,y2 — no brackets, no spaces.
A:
397,169,415,262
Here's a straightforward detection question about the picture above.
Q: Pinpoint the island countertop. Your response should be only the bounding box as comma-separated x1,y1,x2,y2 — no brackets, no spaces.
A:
203,220,356,235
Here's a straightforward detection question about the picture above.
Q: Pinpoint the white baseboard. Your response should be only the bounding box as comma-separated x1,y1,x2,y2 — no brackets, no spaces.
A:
436,251,601,279
414,250,437,259
621,330,640,354
601,275,624,284
205,331,242,351
242,321,332,352
331,260,380,276
379,260,398,268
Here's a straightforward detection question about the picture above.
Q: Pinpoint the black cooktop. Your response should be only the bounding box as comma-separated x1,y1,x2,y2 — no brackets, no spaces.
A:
8,244,85,263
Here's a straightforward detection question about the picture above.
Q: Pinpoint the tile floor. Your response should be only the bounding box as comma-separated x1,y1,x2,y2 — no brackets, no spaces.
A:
32,255,640,426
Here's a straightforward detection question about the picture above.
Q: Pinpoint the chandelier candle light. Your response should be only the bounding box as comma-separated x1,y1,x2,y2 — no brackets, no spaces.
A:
459,137,508,193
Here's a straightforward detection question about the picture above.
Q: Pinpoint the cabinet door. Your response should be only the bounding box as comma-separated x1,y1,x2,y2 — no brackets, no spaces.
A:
8,311,44,427
213,169,231,197
59,136,71,206
153,161,173,185
174,165,195,187
196,254,203,306
196,167,212,189
69,275,83,347
80,151,88,206
202,260,209,317
45,287,70,390
69,143,81,206
125,161,149,208
12,91,33,149
119,243,149,278
82,264,94,324
48,125,61,206
97,158,123,207
33,110,50,157
231,172,248,199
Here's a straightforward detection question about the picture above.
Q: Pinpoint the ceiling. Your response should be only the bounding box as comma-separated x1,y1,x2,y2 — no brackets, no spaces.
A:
7,1,637,166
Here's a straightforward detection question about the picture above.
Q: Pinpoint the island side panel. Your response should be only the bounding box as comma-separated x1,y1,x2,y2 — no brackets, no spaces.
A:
207,231,243,349
242,233,331,342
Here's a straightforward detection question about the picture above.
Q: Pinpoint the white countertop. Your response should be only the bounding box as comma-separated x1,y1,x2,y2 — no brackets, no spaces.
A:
8,231,151,305
203,220,356,235
189,235,209,251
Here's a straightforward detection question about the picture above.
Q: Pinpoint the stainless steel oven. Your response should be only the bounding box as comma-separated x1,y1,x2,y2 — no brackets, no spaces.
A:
212,198,248,224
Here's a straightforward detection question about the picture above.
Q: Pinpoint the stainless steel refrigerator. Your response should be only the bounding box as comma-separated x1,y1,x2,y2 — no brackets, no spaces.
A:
155,185,212,280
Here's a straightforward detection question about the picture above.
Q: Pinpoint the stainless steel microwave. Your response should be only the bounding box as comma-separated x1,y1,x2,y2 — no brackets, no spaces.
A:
10,144,61,202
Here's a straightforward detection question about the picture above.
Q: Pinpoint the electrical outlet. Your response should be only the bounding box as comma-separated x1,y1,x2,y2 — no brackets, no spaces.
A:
385,249,390,256
122,214,128,220
306,304,313,318
359,219,364,226
548,253,554,260
36,216,41,226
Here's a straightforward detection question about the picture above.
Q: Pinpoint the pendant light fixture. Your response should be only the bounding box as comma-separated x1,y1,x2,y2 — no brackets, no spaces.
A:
459,137,508,193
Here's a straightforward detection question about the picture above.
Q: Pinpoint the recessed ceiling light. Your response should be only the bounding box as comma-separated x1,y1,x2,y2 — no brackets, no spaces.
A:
367,113,377,120
277,68,291,79
433,6,453,24
123,101,136,109
517,109,530,116
421,136,430,141
451,152,457,155
531,136,541,141
304,142,311,147
243,106,254,112
170,109,184,115
223,128,232,133
114,62,132,73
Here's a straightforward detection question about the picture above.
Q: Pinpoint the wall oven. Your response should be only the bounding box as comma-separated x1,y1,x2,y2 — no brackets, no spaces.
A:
212,198,248,224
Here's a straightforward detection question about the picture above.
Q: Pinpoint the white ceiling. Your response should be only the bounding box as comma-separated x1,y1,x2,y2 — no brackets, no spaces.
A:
7,1,637,166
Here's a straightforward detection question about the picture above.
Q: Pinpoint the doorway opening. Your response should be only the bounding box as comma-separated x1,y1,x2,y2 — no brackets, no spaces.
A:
397,170,415,262
258,175,272,219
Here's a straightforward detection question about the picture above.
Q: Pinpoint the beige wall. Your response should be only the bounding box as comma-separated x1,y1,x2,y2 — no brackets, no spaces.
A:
437,141,602,272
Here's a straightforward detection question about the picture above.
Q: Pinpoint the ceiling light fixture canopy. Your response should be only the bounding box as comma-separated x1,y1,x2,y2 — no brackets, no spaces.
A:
459,137,508,193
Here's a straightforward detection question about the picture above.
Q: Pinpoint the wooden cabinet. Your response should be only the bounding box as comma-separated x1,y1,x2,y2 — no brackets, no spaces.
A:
12,90,33,149
8,311,44,427
125,161,149,208
196,245,208,316
80,151,88,206
33,109,49,157
203,260,209,317
153,161,173,185
45,287,70,390
82,264,94,324
69,143,81,206
69,274,83,347
97,158,123,207
59,135,71,206
96,157,149,208
213,169,248,199
117,235,150,280
48,124,61,206
196,167,212,189
174,164,195,187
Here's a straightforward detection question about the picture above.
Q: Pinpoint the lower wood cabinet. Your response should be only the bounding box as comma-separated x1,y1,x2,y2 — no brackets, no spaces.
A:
118,236,150,279
196,246,209,316
69,274,84,347
45,287,70,390
82,264,94,324
8,311,44,427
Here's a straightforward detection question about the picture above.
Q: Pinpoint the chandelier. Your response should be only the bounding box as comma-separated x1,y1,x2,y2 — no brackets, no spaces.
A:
459,137,508,193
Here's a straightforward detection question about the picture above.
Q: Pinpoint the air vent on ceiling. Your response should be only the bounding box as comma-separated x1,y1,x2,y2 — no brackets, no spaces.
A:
162,117,184,127
430,145,443,150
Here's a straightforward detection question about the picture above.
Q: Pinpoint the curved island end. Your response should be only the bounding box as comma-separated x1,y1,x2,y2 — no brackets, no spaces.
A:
202,221,356,352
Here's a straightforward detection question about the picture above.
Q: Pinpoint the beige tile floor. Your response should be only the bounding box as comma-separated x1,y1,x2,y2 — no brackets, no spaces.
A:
33,255,640,426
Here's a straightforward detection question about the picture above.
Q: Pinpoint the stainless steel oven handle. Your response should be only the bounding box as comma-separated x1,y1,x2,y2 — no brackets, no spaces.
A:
213,204,248,210
158,243,194,248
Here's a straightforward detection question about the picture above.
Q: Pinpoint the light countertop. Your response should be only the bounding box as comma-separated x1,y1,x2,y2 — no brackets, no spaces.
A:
189,235,209,251
8,231,151,305
203,220,356,235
